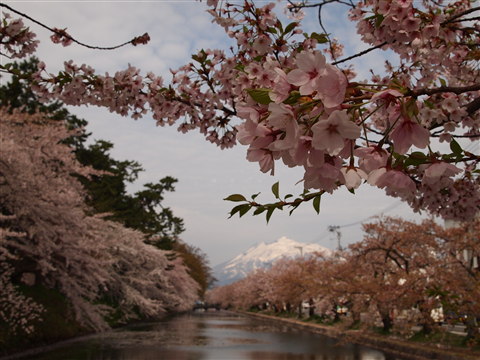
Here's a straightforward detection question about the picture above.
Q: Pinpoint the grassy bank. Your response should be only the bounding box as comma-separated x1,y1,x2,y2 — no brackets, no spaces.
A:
241,310,480,360
1,285,88,356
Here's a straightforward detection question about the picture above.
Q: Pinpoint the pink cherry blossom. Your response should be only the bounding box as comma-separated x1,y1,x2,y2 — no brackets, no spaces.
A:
369,168,416,196
286,51,326,95
236,119,270,146
423,162,461,185
371,89,403,107
315,65,347,108
354,146,389,173
311,110,361,156
390,118,430,154
341,167,368,190
266,103,298,151
304,162,342,193
269,68,291,104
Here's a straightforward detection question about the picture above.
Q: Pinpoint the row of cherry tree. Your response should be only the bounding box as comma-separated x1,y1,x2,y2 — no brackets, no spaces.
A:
207,217,480,342
0,107,200,339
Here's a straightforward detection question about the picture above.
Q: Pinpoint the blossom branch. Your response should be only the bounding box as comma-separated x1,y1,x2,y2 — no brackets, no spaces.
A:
441,6,480,25
0,3,150,49
449,16,480,23
465,97,480,116
410,84,480,97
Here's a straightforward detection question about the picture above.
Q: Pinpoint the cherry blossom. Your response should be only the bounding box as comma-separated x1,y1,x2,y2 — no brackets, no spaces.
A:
0,0,478,221
311,110,361,156
287,51,327,95
390,117,430,155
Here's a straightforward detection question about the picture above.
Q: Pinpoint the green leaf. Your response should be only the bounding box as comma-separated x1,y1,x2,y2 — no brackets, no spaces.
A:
228,204,251,218
423,100,434,109
439,78,447,87
284,22,298,34
313,195,321,214
310,32,328,44
289,203,300,216
238,204,251,217
246,88,272,105
224,194,247,202
234,64,245,72
251,192,261,200
404,152,428,166
374,13,384,28
228,204,244,218
266,26,277,34
450,139,462,156
283,91,301,105
266,206,275,224
271,181,280,199
276,19,283,32
253,206,266,216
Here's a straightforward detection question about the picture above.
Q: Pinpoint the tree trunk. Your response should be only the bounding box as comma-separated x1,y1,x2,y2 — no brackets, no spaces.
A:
465,315,479,342
351,310,361,327
377,304,393,333
417,302,435,334
308,299,315,318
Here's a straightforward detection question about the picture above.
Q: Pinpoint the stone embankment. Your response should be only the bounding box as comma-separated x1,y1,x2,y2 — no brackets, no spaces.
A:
240,311,478,360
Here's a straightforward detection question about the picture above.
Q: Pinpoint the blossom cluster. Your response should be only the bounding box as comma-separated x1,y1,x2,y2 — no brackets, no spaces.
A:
0,0,478,220
0,13,39,58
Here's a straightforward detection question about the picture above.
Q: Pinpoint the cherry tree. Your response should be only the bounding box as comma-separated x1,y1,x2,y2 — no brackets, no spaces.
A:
0,109,198,334
1,0,477,222
208,216,479,342
346,218,442,333
432,218,480,341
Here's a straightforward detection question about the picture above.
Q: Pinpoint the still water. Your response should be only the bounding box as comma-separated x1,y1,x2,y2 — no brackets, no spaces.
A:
21,312,400,360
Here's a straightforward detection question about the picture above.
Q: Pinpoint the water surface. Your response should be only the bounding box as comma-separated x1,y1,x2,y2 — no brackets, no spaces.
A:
20,311,400,359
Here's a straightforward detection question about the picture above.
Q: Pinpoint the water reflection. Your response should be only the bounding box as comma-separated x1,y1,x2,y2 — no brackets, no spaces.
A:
21,312,398,360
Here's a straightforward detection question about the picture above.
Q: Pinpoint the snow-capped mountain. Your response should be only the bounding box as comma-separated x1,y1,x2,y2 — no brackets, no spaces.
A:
213,236,331,286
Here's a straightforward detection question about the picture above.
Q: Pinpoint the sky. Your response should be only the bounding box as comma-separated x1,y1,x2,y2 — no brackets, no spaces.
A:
1,0,434,266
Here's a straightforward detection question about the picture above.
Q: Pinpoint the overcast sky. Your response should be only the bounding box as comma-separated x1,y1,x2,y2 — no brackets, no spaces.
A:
2,0,430,266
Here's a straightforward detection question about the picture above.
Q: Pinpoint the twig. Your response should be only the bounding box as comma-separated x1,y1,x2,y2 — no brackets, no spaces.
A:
441,6,480,25
411,84,480,97
1,3,149,50
449,16,480,23
332,42,388,65
465,97,480,116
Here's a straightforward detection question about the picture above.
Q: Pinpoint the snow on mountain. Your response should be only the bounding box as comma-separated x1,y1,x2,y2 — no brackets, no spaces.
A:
213,236,331,286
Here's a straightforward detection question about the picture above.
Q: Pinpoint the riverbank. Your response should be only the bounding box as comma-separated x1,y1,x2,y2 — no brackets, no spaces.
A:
240,311,479,360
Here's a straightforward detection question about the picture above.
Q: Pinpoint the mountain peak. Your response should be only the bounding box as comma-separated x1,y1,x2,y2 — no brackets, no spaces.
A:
213,236,331,286
274,236,295,243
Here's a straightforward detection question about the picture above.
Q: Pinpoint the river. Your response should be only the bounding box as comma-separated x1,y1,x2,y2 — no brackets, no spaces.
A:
14,311,402,359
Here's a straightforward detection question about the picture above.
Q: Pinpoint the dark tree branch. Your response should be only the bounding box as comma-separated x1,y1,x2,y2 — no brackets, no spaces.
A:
466,97,480,116
332,42,388,65
449,16,480,23
411,84,480,97
1,3,150,50
442,6,480,25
